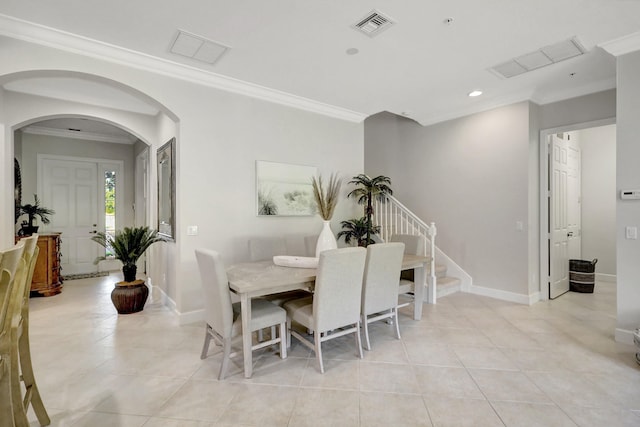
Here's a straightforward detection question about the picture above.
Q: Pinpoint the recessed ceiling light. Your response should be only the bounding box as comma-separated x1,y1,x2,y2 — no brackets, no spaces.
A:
468,90,483,97
443,17,454,25
346,48,359,55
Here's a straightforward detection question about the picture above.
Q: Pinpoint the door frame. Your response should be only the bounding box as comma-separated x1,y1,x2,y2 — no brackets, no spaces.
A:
538,117,615,300
37,153,125,271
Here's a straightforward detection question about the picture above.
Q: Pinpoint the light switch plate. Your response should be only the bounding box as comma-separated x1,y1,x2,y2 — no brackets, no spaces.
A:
625,226,637,240
187,225,198,236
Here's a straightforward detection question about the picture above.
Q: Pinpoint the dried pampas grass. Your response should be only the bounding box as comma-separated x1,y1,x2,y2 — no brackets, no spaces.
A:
312,173,342,220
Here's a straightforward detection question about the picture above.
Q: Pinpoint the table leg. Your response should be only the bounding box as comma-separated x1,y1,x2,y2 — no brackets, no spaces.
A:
413,263,426,320
240,293,253,378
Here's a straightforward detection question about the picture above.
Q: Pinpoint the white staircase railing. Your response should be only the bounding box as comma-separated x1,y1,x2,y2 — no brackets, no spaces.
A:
373,194,438,304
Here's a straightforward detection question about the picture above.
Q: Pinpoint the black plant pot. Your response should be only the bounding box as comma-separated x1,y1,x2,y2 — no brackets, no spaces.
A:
19,224,39,236
122,264,137,282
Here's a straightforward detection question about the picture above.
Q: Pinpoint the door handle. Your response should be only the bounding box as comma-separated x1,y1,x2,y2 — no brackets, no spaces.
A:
567,232,574,237
89,230,97,234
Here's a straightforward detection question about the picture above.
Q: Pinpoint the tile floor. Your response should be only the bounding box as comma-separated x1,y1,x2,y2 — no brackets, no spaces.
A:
25,276,640,426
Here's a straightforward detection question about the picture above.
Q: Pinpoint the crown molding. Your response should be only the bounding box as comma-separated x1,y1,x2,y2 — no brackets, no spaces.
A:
0,14,367,123
599,31,640,57
22,125,137,144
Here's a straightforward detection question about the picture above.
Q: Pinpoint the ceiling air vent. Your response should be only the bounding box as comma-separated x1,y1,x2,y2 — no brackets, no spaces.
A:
352,10,395,37
170,30,229,65
489,37,586,79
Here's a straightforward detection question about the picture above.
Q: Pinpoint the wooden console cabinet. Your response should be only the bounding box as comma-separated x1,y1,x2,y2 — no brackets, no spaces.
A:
17,233,63,296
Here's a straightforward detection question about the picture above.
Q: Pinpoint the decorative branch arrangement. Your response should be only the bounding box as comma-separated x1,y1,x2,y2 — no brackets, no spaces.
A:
312,173,342,221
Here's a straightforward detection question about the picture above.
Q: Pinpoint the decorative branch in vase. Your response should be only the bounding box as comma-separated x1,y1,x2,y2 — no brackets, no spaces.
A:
311,173,342,256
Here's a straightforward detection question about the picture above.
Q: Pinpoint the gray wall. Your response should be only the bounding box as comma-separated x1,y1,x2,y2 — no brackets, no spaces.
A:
616,50,640,335
365,103,532,296
539,90,616,130
17,131,137,229
0,36,365,316
578,125,616,276
365,91,619,301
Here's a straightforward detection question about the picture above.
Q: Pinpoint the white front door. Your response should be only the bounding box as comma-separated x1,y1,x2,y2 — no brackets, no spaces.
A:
549,134,570,299
40,156,124,275
41,158,99,275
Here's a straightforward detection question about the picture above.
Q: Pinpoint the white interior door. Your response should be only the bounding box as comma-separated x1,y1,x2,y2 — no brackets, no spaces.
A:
549,134,570,299
566,133,581,260
41,158,99,275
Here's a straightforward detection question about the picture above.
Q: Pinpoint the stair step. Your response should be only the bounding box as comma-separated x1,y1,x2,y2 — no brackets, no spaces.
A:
426,263,447,278
425,276,462,299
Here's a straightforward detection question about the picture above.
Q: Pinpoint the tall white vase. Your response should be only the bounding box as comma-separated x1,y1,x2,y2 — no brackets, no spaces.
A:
315,220,337,257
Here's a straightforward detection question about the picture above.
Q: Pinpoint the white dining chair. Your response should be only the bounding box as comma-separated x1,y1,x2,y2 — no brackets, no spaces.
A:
361,242,405,351
195,248,287,380
390,234,426,311
248,237,287,261
284,247,366,373
304,235,318,257
248,237,310,311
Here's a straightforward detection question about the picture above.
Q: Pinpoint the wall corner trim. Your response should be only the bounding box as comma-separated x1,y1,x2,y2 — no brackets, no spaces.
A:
599,31,640,57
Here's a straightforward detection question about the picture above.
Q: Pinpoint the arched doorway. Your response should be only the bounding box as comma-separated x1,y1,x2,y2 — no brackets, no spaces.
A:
1,70,178,296
15,116,150,275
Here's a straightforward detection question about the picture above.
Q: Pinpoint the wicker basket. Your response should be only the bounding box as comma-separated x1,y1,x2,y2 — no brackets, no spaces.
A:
569,259,597,293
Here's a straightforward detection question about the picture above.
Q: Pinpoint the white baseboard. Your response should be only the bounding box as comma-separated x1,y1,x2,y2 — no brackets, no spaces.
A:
596,273,616,283
527,291,541,305
148,280,176,313
615,328,635,345
467,284,533,305
178,309,204,325
148,281,204,325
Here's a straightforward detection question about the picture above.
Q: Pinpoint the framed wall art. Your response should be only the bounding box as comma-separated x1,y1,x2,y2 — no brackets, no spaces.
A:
256,160,317,216
157,138,176,239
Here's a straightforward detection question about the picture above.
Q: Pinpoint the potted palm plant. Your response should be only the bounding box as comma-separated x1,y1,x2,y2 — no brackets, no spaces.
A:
19,194,55,236
92,226,164,314
337,216,381,247
346,174,392,247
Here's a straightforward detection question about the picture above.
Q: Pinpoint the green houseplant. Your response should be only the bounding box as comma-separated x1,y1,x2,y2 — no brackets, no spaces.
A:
346,174,392,246
337,216,381,247
92,226,164,314
19,194,54,235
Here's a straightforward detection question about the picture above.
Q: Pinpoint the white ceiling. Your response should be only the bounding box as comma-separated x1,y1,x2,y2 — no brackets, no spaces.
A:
1,1,640,126
22,117,138,144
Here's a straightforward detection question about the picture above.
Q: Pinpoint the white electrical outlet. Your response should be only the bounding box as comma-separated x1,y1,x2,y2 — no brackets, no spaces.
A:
187,225,198,236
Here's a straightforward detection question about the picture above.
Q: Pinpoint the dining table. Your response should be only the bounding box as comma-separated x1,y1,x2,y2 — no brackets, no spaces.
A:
227,253,429,378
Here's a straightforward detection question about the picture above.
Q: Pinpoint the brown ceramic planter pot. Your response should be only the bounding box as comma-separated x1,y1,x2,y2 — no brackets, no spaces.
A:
111,279,148,314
